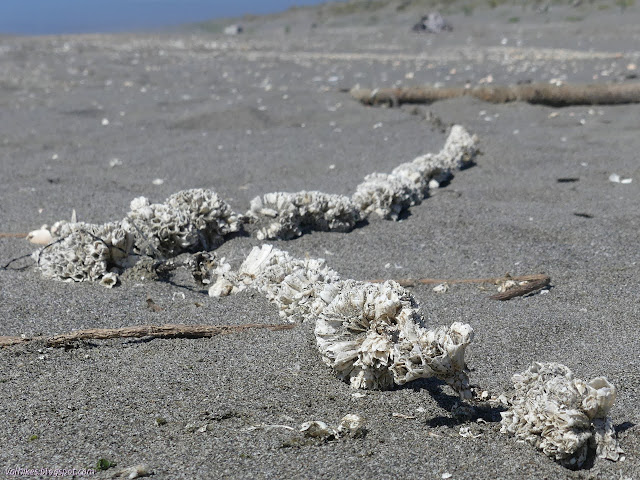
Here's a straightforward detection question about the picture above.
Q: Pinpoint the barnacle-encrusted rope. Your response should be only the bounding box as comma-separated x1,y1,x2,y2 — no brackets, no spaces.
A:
209,244,474,398
27,125,477,284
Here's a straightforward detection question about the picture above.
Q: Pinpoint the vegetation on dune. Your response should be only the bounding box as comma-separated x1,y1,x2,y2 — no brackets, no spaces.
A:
192,0,636,32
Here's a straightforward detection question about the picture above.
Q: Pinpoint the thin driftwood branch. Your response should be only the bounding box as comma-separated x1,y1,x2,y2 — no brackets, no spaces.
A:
371,273,551,301
350,82,640,107
0,323,295,348
0,233,28,238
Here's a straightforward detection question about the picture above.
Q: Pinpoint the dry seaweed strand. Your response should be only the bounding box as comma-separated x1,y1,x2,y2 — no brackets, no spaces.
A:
350,82,640,107
370,273,550,300
0,323,295,348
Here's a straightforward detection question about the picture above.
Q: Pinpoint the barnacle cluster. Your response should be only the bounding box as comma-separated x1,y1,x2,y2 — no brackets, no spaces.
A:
210,245,473,395
34,220,135,283
209,244,341,322
128,189,241,256
500,362,624,468
315,279,473,395
32,127,477,280
33,188,241,283
245,191,361,240
243,125,478,236
352,125,478,219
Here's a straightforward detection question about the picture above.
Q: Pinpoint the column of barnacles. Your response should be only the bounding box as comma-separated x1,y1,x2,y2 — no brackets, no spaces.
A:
26,126,624,468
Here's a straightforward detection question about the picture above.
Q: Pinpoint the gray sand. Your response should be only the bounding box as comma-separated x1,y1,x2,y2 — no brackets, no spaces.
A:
1,2,639,479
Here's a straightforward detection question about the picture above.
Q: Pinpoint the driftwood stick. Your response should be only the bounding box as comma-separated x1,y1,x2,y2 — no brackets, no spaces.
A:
350,83,640,107
0,233,28,238
371,273,550,301
0,323,295,348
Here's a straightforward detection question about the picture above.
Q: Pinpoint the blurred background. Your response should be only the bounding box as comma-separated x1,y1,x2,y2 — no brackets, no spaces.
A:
0,0,330,35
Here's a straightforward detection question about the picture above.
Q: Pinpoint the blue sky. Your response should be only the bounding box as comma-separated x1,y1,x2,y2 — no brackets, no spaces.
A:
0,0,330,35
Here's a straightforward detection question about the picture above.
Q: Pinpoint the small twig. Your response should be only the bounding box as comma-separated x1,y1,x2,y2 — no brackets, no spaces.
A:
0,323,296,348
0,232,28,238
371,274,550,300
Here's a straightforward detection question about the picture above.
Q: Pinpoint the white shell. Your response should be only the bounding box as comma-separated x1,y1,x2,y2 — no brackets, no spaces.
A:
113,464,150,479
500,362,624,467
246,191,360,240
433,283,449,293
299,415,366,440
26,227,52,245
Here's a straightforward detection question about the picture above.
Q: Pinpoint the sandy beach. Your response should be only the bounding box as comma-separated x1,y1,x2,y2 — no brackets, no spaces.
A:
1,1,639,478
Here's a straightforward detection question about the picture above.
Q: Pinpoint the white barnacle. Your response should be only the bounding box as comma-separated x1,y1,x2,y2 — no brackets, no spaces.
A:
314,280,474,395
500,362,624,467
245,191,360,240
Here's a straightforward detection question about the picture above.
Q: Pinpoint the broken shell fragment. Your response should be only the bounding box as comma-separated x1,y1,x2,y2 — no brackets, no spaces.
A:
433,283,449,293
299,421,336,440
299,415,365,440
337,414,366,438
99,272,119,288
500,362,624,468
112,464,151,479
497,279,517,293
